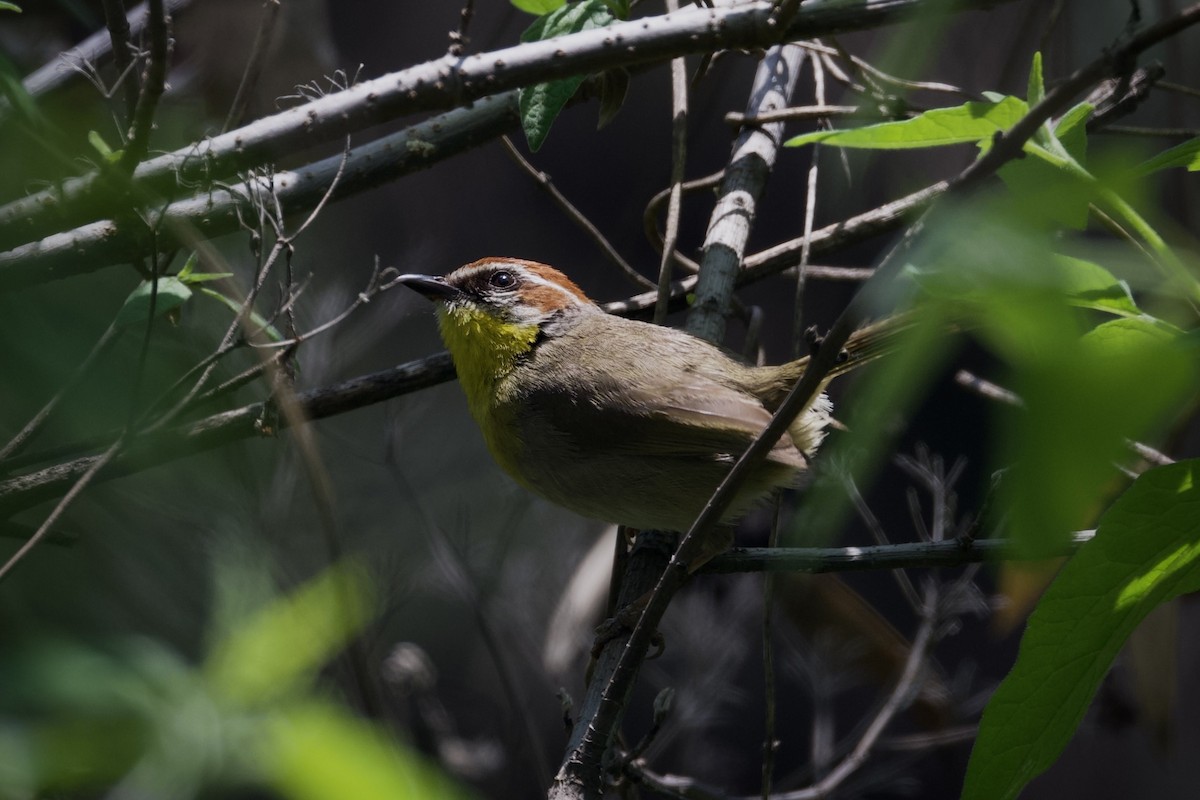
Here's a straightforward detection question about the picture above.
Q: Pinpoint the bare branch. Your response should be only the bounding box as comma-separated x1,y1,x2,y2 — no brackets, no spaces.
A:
0,0,1019,255
0,94,520,290
223,0,283,133
656,0,691,324
686,44,806,343
118,0,171,174
99,0,137,122
702,532,1094,575
0,353,456,515
500,136,652,290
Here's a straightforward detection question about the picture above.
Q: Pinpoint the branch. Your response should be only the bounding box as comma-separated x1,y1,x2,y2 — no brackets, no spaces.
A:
99,0,137,122
117,0,171,173
0,93,520,290
6,0,194,109
703,532,1094,574
0,353,455,515
686,44,806,343
0,0,1017,254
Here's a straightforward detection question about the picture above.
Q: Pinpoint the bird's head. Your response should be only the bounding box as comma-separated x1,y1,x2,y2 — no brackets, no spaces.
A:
399,258,600,400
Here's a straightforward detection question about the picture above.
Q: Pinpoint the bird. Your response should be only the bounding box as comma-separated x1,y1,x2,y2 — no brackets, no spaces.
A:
399,257,891,534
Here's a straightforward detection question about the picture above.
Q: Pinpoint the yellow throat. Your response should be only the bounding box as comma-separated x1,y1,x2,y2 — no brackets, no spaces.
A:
435,304,539,419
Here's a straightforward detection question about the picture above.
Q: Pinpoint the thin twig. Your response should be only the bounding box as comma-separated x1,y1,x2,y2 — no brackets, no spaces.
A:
118,0,170,174
500,136,652,291
761,501,782,799
644,170,723,274
725,105,866,125
657,0,690,325
954,370,1175,467
448,0,476,56
0,324,123,463
842,476,922,607
1097,124,1200,138
792,48,821,357
779,582,940,800
100,0,137,123
702,532,1094,574
1156,79,1200,99
223,0,282,133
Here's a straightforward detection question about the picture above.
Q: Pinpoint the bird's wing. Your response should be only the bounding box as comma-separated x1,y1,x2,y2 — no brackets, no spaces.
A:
520,375,807,468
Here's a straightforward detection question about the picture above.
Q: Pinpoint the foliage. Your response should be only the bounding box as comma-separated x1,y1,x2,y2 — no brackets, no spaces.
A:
0,561,470,799
963,460,1200,799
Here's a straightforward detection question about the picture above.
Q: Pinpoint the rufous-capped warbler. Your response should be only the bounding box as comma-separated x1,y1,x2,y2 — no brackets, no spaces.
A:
400,258,887,533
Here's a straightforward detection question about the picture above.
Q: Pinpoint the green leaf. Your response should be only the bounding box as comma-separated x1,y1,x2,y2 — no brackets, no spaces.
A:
1026,51,1044,107
510,0,564,13
176,252,199,279
784,96,1028,149
1051,255,1141,316
205,561,374,706
88,130,124,165
115,277,193,327
262,702,474,800
1134,136,1200,175
0,3,21,12
518,0,615,151
596,67,629,130
1053,101,1092,164
963,460,1200,800
88,130,113,157
994,146,1092,230
197,287,285,342
1000,317,1197,556
906,252,1138,318
180,272,234,284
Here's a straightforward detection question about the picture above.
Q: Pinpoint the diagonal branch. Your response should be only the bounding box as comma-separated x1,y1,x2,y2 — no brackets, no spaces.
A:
0,0,1018,254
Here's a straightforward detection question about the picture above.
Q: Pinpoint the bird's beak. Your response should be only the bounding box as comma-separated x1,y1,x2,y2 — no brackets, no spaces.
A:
397,273,465,302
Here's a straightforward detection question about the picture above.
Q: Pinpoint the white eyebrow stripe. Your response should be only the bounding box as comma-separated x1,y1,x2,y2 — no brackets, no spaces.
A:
522,271,586,304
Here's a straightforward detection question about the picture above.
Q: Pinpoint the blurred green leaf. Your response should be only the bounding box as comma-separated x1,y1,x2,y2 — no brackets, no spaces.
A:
0,2,21,11
263,701,474,800
519,0,615,151
116,277,193,327
510,0,564,13
1000,317,1197,556
0,51,48,131
784,96,1028,149
907,253,1140,317
181,272,235,284
963,460,1200,800
1134,136,1200,174
197,286,285,342
205,561,374,706
994,148,1092,229
1050,255,1141,316
87,130,123,164
177,251,199,279
785,310,960,546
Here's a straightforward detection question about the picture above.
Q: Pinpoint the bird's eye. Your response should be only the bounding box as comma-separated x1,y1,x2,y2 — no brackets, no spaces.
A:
489,270,517,289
